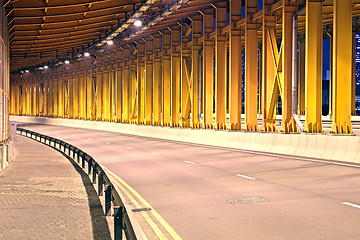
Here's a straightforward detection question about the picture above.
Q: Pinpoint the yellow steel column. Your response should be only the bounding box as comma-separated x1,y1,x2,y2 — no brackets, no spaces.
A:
229,0,242,130
298,39,306,115
145,37,153,125
64,73,69,118
180,23,191,128
201,10,214,129
68,71,74,118
44,76,49,116
214,4,227,130
109,52,116,122
85,59,92,120
130,45,138,123
116,50,123,122
280,2,297,133
58,66,64,118
96,56,103,121
161,30,171,126
352,32,356,115
152,34,162,126
48,72,54,117
245,0,258,131
171,26,181,127
103,54,111,122
304,0,323,133
122,46,130,123
54,70,60,117
261,0,277,132
79,60,86,119
331,0,353,134
137,41,145,124
73,64,80,119
191,17,202,128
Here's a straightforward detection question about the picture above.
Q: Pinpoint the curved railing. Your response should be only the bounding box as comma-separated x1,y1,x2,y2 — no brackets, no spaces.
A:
17,127,145,240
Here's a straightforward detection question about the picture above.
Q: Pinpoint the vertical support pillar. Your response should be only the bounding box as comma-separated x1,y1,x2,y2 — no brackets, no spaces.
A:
58,66,64,118
96,56,103,121
304,0,323,133
153,34,162,126
191,18,202,128
245,0,258,131
48,72,54,117
280,1,297,133
130,45,137,123
103,54,111,122
171,26,181,127
44,75,49,116
161,30,171,126
85,59,92,120
331,0,353,134
229,0,242,130
136,41,145,124
116,50,123,122
122,46,131,123
145,37,153,125
201,10,214,129
79,60,86,119
53,70,58,117
180,23,191,128
214,4,227,130
110,52,116,122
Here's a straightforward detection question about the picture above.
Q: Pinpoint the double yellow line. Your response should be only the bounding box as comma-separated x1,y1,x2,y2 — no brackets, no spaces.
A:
103,166,182,240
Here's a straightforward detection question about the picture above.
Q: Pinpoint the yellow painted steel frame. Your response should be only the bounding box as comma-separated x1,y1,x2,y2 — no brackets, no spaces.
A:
304,0,323,133
298,40,305,115
191,18,201,129
145,38,153,125
137,41,145,124
79,60,86,120
331,0,353,134
122,46,131,123
180,23,191,128
229,0,242,131
201,10,214,129
171,26,181,127
96,59,103,121
116,50,123,123
130,45,138,123
245,0,258,131
103,54,111,122
162,30,171,126
153,34,162,126
214,3,227,130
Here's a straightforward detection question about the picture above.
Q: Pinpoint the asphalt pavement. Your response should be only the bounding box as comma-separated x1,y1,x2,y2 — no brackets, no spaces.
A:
18,122,360,240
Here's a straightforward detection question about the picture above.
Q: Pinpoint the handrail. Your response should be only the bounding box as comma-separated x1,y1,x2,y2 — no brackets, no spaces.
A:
17,127,146,240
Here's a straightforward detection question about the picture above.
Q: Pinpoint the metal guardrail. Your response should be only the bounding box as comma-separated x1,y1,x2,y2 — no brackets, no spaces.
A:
17,127,145,240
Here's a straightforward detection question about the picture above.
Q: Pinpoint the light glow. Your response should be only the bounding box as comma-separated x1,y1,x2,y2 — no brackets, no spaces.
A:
134,20,142,27
65,60,70,64
84,52,90,57
107,40,113,45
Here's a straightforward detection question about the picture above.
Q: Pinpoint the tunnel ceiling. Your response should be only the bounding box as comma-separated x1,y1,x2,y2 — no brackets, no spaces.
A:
5,0,209,73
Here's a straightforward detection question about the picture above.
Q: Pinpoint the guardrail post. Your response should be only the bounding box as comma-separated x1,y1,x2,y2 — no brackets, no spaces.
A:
81,156,85,168
92,164,97,184
98,172,103,196
114,206,123,240
88,160,92,175
105,185,112,216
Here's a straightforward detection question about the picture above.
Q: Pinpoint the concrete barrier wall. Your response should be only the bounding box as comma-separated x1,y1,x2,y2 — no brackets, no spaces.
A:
0,139,14,173
11,115,360,165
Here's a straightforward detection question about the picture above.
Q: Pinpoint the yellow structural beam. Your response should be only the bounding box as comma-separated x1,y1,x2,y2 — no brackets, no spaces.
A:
103,55,111,122
304,0,323,133
280,2,297,133
137,41,145,124
145,37,153,125
96,59,103,121
191,17,201,129
130,45,138,123
53,71,58,118
229,0,242,130
331,0,353,134
171,26,181,127
116,50,123,123
73,65,79,119
201,10,214,129
79,60,86,120
245,0,258,131
261,0,277,132
122,46,130,123
180,23,191,128
352,32,356,116
214,3,227,130
162,30,171,126
153,34,162,126
58,66,64,118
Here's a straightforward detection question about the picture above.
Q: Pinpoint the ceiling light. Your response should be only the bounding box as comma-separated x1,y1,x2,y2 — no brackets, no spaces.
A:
44,65,48,69
65,60,70,64
134,20,142,27
84,52,90,57
25,70,29,73
107,40,113,45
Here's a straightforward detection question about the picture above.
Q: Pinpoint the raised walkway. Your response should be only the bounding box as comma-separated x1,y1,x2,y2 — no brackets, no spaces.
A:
0,135,111,240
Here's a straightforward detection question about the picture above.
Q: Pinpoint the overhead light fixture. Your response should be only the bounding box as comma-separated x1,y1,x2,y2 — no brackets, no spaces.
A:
84,52,90,57
20,71,24,74
65,60,70,64
107,40,113,45
134,20,142,27
44,65,48,69
25,70,29,73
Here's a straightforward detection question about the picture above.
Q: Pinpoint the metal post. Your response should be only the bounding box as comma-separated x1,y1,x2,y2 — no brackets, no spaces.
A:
114,206,123,240
105,185,112,216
